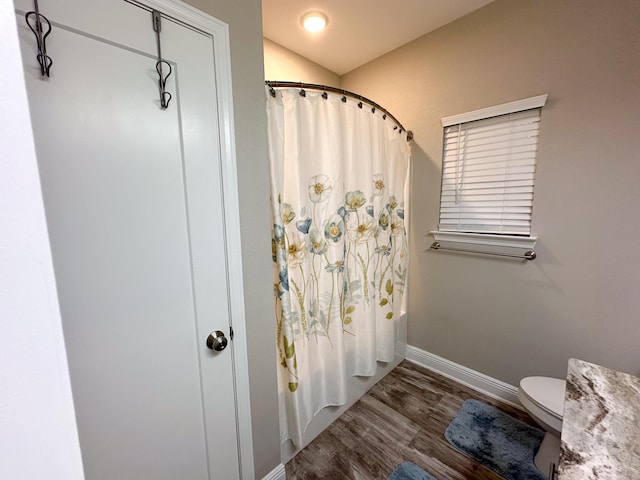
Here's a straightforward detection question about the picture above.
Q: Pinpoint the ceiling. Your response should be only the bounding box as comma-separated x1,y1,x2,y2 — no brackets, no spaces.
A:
262,0,494,76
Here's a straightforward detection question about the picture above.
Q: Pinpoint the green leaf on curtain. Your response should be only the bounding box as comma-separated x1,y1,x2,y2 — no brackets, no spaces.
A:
288,382,298,392
386,312,394,319
385,279,393,295
285,343,295,359
284,336,295,359
345,305,356,314
278,193,281,204
343,317,352,325
379,298,389,306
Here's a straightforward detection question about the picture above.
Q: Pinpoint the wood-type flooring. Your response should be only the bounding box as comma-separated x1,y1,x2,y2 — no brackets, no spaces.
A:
286,360,539,480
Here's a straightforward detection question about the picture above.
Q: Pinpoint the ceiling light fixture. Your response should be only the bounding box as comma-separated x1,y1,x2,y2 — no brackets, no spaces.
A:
301,12,327,32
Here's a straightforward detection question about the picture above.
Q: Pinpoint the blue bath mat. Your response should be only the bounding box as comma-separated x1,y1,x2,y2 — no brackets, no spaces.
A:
388,462,437,480
445,399,545,480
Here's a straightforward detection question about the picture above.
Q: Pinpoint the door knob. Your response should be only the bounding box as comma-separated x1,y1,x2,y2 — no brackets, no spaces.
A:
206,330,228,351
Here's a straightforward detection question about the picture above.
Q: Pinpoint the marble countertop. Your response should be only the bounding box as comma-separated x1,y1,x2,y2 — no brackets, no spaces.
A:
558,358,640,479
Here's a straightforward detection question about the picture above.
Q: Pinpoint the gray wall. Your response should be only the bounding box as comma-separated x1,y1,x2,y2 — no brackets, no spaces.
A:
342,0,640,385
183,0,280,477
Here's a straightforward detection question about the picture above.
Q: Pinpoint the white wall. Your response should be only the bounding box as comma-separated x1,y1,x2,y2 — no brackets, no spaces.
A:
264,38,340,87
0,4,85,479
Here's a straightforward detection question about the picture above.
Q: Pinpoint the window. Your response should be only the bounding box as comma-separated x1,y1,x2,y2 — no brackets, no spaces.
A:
432,95,547,254
438,95,546,237
432,96,546,253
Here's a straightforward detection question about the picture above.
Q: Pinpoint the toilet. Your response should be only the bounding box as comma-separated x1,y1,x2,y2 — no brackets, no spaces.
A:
518,376,566,478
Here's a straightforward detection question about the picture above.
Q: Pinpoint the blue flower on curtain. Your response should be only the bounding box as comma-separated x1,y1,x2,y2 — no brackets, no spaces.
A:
296,217,312,234
324,216,345,243
278,268,289,291
366,205,374,217
378,210,390,230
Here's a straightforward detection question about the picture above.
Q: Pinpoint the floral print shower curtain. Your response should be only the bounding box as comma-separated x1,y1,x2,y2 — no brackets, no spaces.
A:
266,87,411,447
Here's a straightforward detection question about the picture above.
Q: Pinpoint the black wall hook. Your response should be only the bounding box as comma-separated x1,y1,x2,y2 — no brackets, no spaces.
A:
25,0,53,77
152,10,172,109
156,60,172,108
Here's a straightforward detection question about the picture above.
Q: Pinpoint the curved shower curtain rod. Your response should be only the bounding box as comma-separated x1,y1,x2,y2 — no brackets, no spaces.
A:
265,80,413,142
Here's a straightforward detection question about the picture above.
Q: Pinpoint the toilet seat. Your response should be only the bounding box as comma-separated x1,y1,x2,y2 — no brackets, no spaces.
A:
518,376,566,435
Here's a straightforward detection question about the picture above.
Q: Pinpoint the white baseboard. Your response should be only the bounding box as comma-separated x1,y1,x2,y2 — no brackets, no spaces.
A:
405,344,522,409
261,462,286,480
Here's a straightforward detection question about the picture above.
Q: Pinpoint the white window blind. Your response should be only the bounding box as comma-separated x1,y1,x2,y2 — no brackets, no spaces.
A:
439,107,543,236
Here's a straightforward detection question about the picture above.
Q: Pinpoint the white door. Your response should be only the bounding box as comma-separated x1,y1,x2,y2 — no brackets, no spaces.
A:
15,1,241,479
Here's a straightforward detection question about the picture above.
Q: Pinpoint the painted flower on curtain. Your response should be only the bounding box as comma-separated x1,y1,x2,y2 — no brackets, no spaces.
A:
308,229,327,255
373,174,385,196
324,215,344,243
271,173,408,393
287,233,307,266
308,174,333,203
345,190,366,211
281,203,296,225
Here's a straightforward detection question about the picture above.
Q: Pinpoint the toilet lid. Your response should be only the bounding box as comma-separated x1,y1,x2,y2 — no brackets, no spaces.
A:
519,376,566,418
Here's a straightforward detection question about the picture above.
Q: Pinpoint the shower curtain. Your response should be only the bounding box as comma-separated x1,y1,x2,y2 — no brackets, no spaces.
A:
266,86,411,447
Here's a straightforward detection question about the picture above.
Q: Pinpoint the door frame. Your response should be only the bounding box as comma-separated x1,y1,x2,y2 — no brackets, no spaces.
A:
125,0,255,478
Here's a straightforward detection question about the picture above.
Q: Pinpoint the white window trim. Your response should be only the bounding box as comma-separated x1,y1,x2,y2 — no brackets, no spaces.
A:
433,94,547,256
442,94,548,127
431,230,537,250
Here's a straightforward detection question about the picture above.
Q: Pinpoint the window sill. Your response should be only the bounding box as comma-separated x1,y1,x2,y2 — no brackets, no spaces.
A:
429,231,538,260
430,231,537,249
